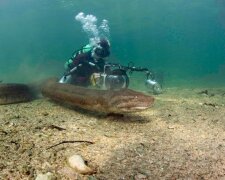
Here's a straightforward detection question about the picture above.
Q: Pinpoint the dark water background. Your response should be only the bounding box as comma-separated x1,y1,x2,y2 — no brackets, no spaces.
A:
0,0,225,88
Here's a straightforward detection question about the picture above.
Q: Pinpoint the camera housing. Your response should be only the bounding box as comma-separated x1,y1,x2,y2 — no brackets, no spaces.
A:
97,69,129,90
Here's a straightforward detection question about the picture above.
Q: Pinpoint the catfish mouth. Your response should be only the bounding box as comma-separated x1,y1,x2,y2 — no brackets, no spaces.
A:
116,103,151,113
132,106,148,110
109,95,154,113
119,106,149,113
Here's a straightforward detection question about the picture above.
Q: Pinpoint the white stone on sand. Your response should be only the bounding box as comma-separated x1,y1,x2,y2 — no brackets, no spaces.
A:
35,172,53,180
67,154,95,175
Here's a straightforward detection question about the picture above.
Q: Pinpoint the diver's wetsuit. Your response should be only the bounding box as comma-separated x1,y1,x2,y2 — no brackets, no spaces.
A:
65,46,105,86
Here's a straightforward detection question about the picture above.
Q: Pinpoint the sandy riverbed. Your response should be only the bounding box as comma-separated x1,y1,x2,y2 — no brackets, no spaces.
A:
0,87,225,179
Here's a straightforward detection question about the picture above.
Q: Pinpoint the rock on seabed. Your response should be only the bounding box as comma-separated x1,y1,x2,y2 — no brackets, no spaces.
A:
67,154,95,175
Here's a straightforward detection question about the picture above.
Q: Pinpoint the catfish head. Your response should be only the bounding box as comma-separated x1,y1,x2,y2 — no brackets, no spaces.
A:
104,89,154,113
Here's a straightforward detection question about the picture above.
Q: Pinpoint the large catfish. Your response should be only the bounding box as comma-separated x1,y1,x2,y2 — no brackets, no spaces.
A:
41,78,154,113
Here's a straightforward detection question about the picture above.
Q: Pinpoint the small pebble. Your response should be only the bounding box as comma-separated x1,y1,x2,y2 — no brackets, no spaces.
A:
35,172,53,180
42,112,49,116
135,173,148,180
67,154,95,175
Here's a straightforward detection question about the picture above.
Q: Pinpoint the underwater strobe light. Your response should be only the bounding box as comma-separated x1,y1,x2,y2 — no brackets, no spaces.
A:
145,79,162,94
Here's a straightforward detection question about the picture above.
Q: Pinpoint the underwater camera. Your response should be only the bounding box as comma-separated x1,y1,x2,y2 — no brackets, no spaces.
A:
94,62,162,94
95,67,129,90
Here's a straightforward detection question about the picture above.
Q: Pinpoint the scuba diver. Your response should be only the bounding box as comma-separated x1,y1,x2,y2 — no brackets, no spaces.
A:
59,38,110,86
59,38,162,94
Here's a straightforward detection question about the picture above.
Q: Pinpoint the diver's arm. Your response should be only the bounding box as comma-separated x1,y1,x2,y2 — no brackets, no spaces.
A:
64,64,82,76
59,63,83,84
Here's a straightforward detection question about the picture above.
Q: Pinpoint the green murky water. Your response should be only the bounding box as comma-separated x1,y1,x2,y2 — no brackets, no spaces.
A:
0,0,225,88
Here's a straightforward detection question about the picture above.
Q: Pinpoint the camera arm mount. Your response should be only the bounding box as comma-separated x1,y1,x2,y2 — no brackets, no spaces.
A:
105,62,154,80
